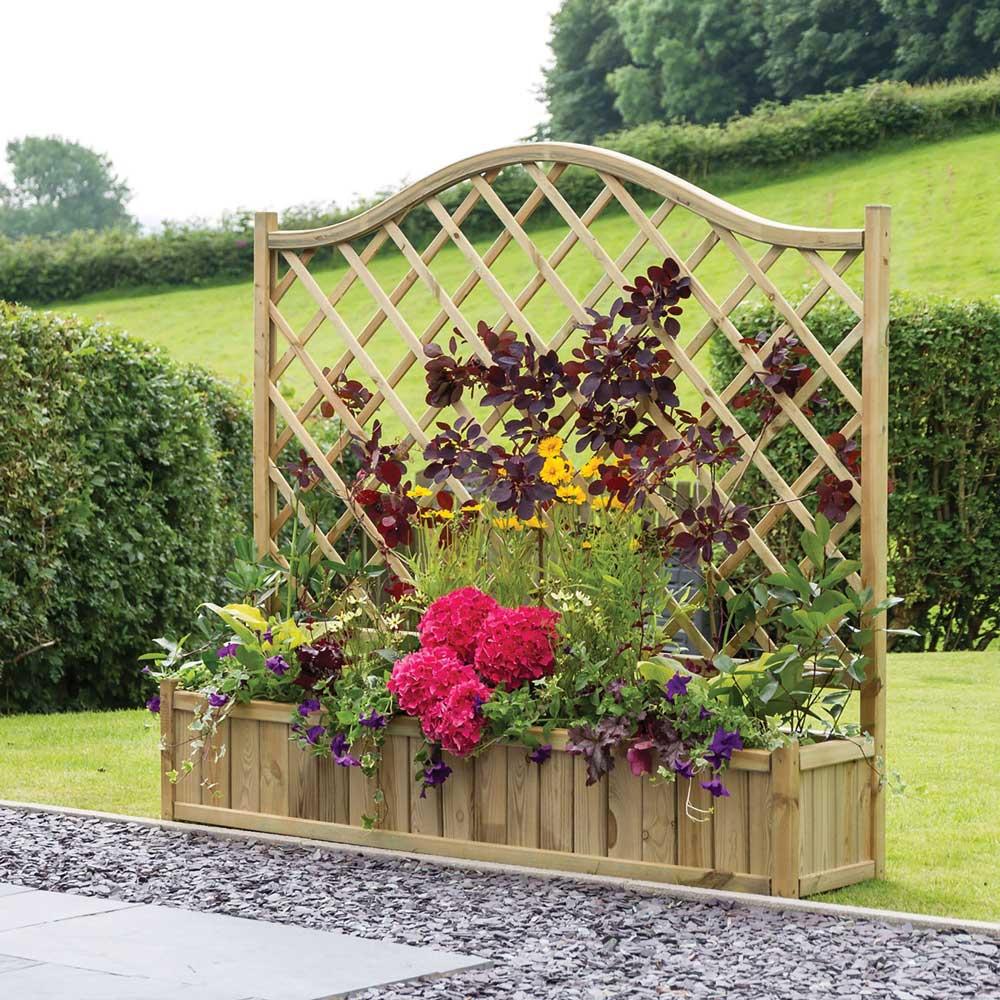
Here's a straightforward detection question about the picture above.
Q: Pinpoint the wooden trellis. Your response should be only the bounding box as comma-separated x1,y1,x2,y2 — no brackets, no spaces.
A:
252,142,890,876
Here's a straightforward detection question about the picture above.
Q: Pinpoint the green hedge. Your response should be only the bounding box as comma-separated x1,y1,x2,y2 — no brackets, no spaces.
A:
602,73,1000,182
710,295,1000,652
3,74,999,305
0,304,253,711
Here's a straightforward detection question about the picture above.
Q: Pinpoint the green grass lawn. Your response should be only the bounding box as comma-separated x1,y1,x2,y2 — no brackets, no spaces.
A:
44,130,1000,436
0,651,996,921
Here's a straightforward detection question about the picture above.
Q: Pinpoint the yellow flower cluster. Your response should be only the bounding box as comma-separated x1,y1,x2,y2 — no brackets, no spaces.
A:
407,485,432,499
540,456,574,485
537,435,564,458
556,484,587,505
492,516,523,531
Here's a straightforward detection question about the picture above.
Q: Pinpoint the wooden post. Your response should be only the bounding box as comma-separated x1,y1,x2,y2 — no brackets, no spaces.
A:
771,741,801,898
860,205,890,878
159,679,177,820
253,212,279,559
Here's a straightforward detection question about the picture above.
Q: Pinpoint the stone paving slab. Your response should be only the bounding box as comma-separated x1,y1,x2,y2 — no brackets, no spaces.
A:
0,887,136,931
0,894,486,1000
0,952,39,974
0,959,255,999
0,883,32,897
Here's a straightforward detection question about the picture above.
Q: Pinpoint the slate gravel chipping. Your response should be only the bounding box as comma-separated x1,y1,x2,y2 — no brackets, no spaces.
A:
0,807,997,1000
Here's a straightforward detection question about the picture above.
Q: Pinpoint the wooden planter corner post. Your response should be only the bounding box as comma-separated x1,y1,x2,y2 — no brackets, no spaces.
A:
158,144,892,898
159,678,177,821
861,204,891,879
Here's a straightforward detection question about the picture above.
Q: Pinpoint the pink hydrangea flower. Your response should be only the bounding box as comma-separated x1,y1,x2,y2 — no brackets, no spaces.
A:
418,586,498,663
388,647,470,717
420,675,492,756
474,605,561,690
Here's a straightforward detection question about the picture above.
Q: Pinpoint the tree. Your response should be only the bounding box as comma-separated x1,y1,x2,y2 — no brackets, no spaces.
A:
609,0,771,126
882,0,1000,82
0,136,135,238
759,0,897,100
538,0,629,142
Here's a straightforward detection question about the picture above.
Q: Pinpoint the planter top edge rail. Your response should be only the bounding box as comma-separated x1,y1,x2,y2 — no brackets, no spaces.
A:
169,686,873,772
265,141,866,251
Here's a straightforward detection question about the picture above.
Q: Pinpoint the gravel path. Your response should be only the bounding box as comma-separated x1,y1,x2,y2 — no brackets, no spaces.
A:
0,807,997,1000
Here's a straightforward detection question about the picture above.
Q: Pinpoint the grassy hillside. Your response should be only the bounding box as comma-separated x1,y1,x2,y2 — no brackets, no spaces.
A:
48,130,1000,433
2,651,996,921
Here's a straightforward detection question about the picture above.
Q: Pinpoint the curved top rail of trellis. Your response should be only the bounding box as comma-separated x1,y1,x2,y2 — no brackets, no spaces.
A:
253,141,889,751
269,142,863,251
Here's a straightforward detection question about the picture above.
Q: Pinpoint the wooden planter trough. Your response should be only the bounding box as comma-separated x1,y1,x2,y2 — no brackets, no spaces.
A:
161,685,875,898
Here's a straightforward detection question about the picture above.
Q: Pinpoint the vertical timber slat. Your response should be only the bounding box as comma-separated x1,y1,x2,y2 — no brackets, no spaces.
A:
409,738,443,836
230,718,261,813
677,780,714,869
573,756,608,856
641,777,677,864
607,756,643,860
259,721,290,816
380,734,411,832
474,744,508,844
442,755,475,840
540,752,574,853
506,747,540,848
771,741,801,897
202,718,231,809
172,709,201,806
861,204,891,879
714,770,749,874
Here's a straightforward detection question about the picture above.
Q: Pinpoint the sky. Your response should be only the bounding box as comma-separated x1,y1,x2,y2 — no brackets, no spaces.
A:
1,0,562,228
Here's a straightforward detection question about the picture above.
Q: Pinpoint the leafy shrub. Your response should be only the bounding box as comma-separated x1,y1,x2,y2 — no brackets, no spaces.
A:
603,74,1000,183
710,294,1000,651
2,74,998,305
0,304,252,711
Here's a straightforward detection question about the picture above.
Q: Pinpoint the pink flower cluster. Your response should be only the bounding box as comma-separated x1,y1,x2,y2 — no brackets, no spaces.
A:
387,647,490,755
389,587,562,756
474,605,561,689
417,586,498,663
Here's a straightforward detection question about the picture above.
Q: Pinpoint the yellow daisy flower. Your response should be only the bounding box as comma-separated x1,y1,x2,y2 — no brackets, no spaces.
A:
435,509,455,521
556,484,587,505
407,485,432,499
538,435,564,459
461,502,483,513
581,540,593,550
580,455,602,478
523,515,547,529
492,516,522,531
540,456,574,485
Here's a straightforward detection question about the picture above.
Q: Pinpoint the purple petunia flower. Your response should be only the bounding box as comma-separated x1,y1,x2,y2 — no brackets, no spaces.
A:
419,759,453,797
358,708,386,730
208,691,228,708
700,778,730,798
330,733,360,768
665,671,691,704
699,706,713,721
261,629,273,643
705,727,744,769
266,654,289,676
141,665,152,675
298,698,321,717
673,758,695,779
146,695,161,714
528,744,552,766
305,724,326,746
217,642,239,659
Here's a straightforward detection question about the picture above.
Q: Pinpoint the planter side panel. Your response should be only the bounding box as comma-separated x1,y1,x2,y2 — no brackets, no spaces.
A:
797,754,875,896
